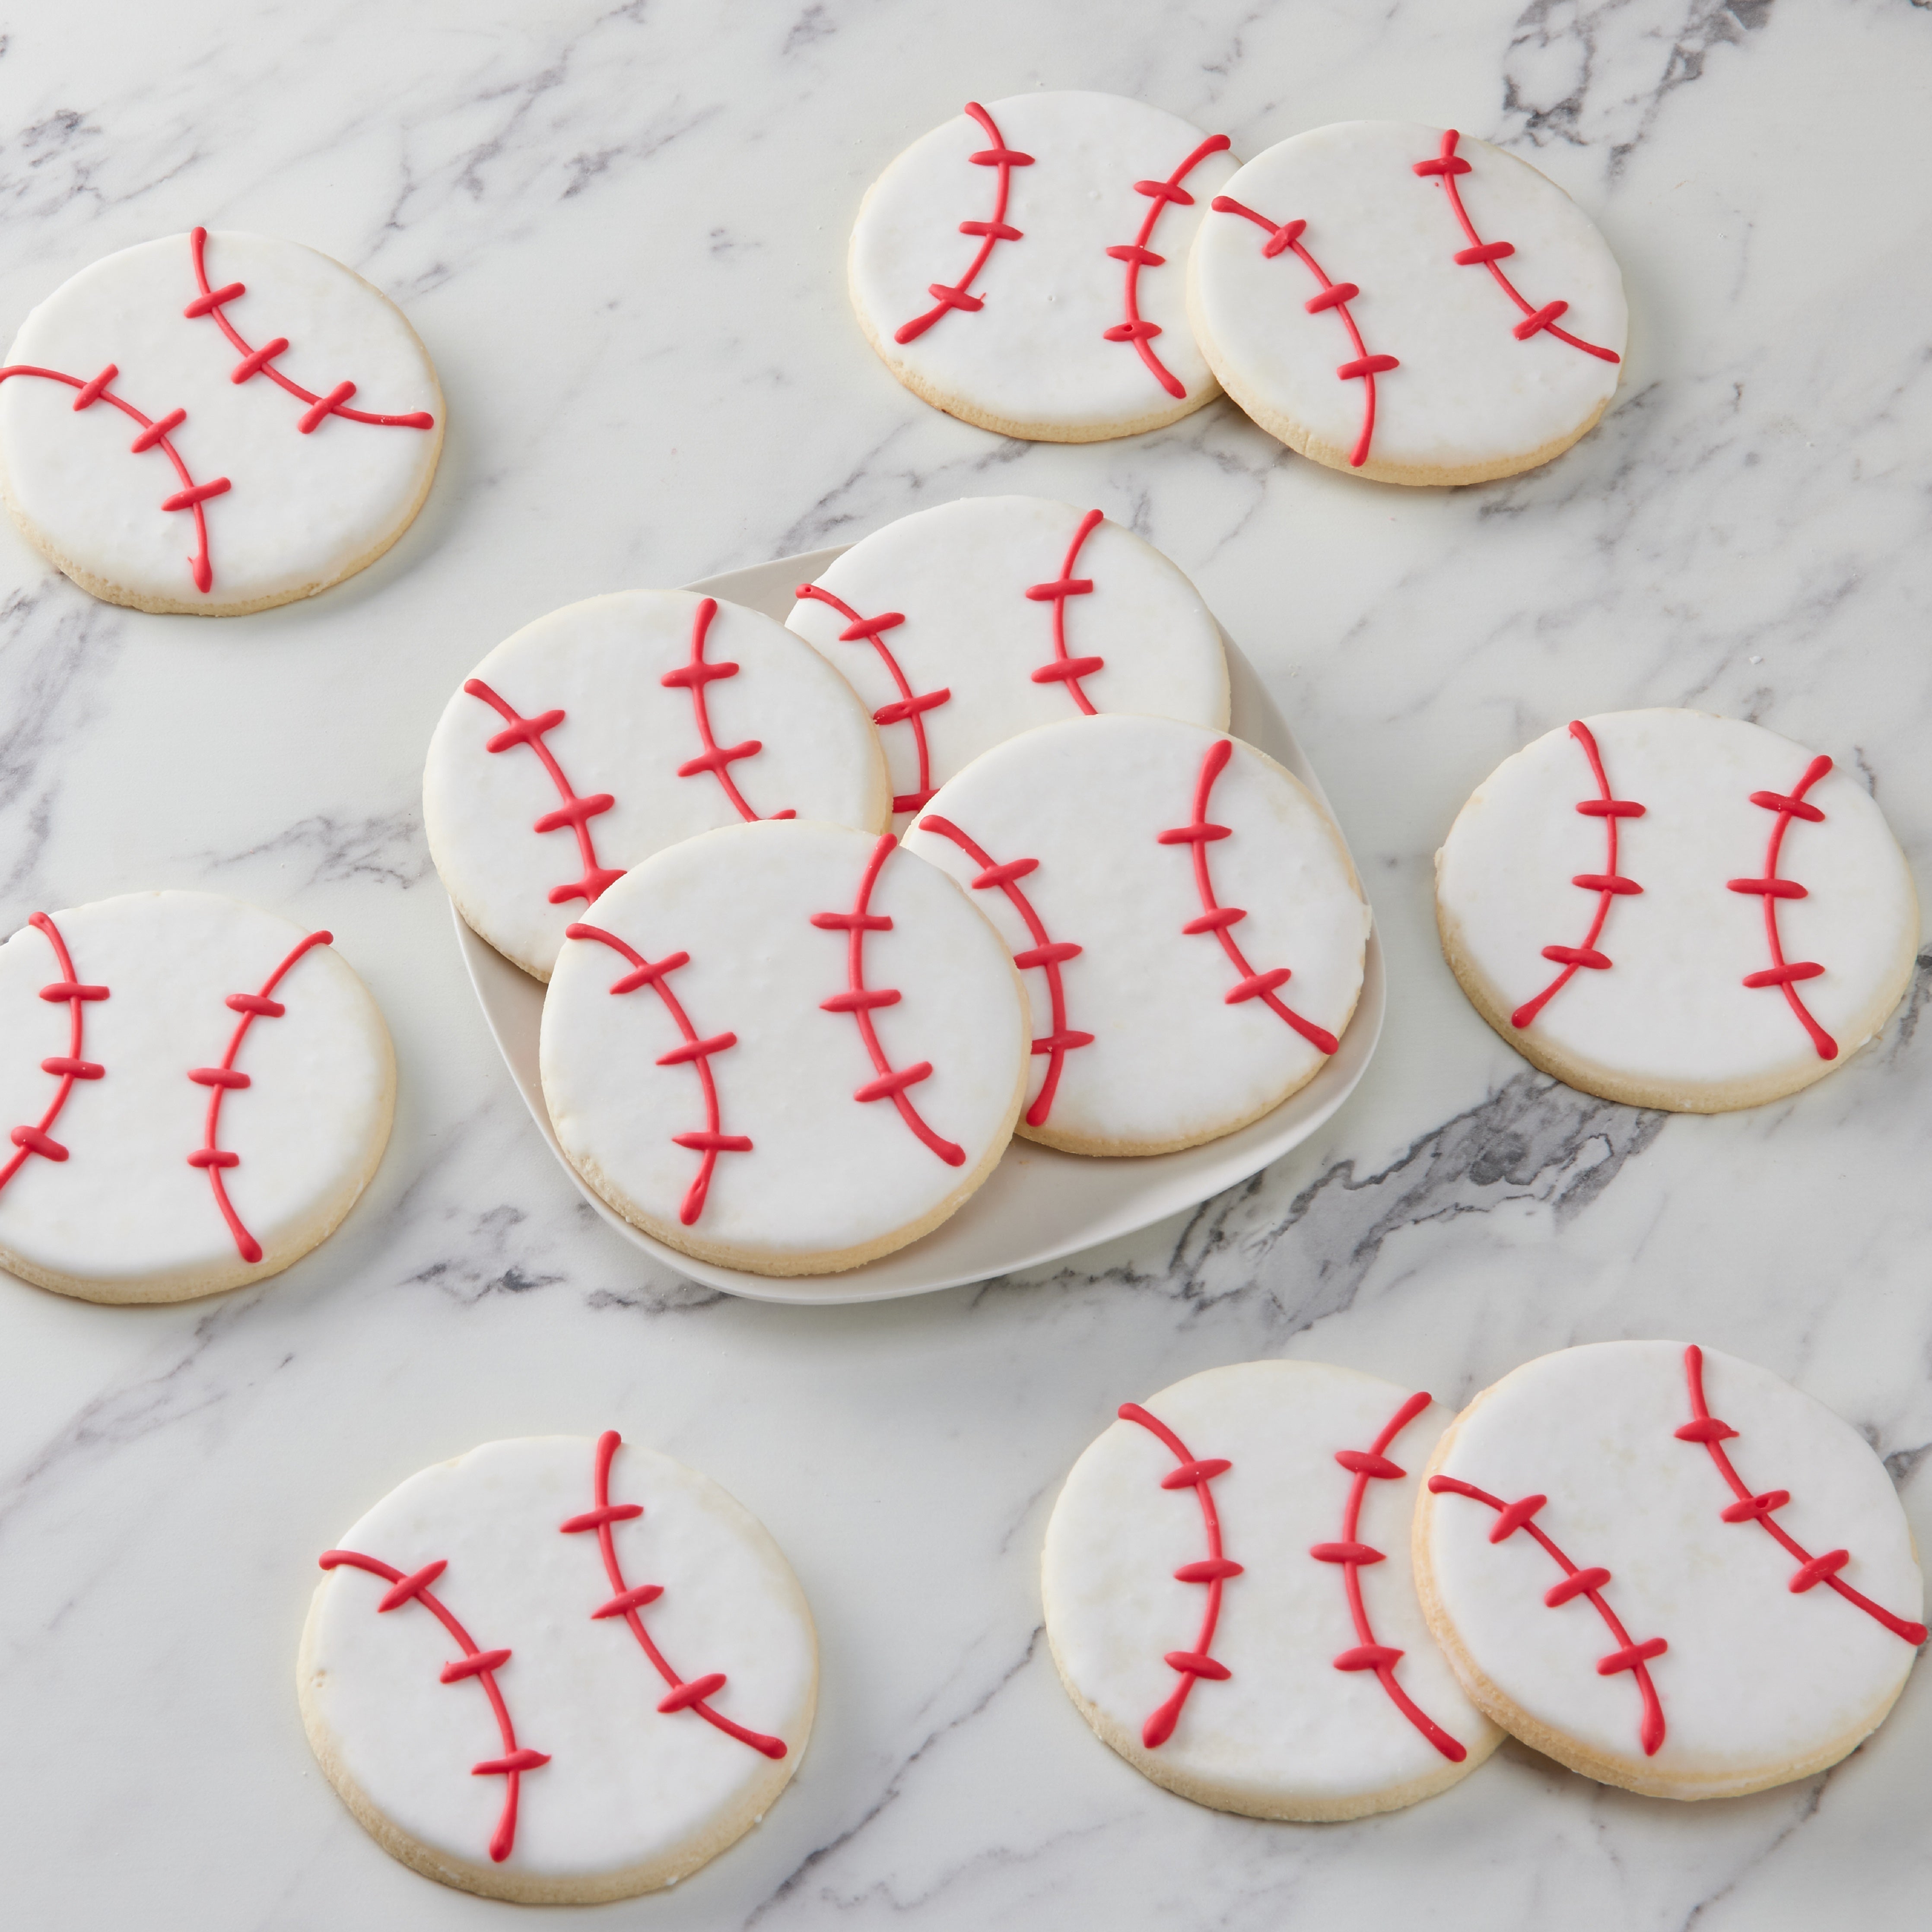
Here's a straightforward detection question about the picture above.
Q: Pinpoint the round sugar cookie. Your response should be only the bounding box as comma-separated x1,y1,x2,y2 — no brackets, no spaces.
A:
901,715,1369,1155
1043,1360,1501,1821
0,891,393,1303
1435,709,1919,1112
1188,122,1625,483
300,1431,816,1904
539,819,1026,1274
0,228,442,613
788,496,1228,825
425,591,890,981
1415,1341,1928,1799
850,92,1239,440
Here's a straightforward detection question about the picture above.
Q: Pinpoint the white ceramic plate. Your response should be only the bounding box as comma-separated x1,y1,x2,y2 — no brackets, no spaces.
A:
454,545,1385,1303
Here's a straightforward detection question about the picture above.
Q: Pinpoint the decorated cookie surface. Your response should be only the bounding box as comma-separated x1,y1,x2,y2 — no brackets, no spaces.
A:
1417,1341,1927,1799
0,891,393,1303
1188,122,1625,483
1435,709,1919,1112
1044,1360,1500,1821
425,591,890,980
539,819,1026,1274
787,496,1228,824
902,715,1369,1155
301,1432,816,1905
850,92,1239,440
0,229,442,613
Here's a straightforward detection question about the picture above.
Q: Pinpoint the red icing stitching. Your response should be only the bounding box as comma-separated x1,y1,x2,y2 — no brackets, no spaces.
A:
661,597,792,823
1728,754,1837,1059
811,833,965,1165
1310,1392,1468,1761
1427,1473,1667,1755
1159,737,1339,1054
559,1430,788,1757
894,102,1034,345
318,1547,549,1862
1512,719,1646,1030
1208,196,1398,468
1104,133,1232,398
1024,508,1105,714
188,930,332,1264
1412,131,1620,363
564,923,750,1225
1675,1344,1927,1644
185,228,436,433
0,912,108,1193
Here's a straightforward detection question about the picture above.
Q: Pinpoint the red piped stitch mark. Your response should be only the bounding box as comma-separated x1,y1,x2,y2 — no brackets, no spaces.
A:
1119,1401,1241,1748
184,228,435,432
1675,1344,1926,1643
794,582,950,815
1024,508,1106,714
564,924,750,1224
895,103,1034,345
1413,131,1620,363
1311,1392,1468,1761
661,597,792,823
1209,197,1398,468
0,913,108,1194
1428,1473,1667,1754
1513,720,1647,1030
319,1548,548,1862
1728,755,1837,1059
188,931,332,1263
915,814,1092,1127
811,834,965,1165
1103,133,1233,398
559,1430,787,1757
1159,738,1339,1054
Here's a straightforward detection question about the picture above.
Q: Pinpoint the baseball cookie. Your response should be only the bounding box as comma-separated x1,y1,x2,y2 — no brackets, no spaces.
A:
300,1431,816,1904
902,715,1369,1155
788,496,1228,824
539,819,1026,1274
0,891,393,1303
1188,122,1625,483
425,591,890,980
850,93,1239,440
1044,1360,1501,1821
1416,1341,1928,1799
0,228,442,613
1435,709,1919,1112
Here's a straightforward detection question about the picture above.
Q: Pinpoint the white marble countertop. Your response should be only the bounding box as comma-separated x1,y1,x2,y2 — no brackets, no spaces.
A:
3,1,1930,1925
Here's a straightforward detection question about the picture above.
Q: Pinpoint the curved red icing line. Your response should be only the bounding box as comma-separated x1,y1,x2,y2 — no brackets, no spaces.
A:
559,1429,788,1757
1024,508,1105,714
1675,1344,1926,1643
811,833,966,1165
1208,195,1398,468
318,1547,549,1863
564,922,750,1225
188,929,332,1263
894,102,1034,345
1412,131,1620,363
661,597,792,823
1728,755,1837,1059
0,912,108,1194
1310,1391,1468,1761
1103,133,1232,398
1159,738,1339,1054
1513,719,1646,1030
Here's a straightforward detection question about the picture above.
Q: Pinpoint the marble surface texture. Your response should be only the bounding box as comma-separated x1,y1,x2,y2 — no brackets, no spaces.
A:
1,1,1929,1926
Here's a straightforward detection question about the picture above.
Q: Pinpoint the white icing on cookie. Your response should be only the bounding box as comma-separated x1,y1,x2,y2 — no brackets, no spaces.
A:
0,229,442,612
0,892,394,1302
786,496,1228,823
1435,709,1919,1108
850,93,1239,438
301,1433,816,1903
425,591,890,981
901,715,1369,1154
538,820,1026,1273
1188,122,1625,482
1418,1341,1927,1797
